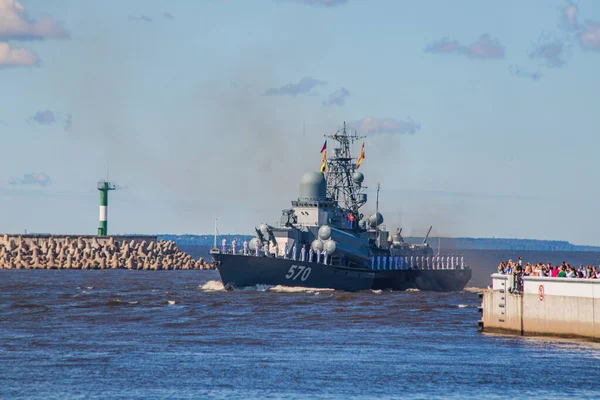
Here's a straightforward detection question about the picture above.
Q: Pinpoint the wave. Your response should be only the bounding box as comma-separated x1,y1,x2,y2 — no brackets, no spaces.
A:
106,300,127,306
199,280,225,292
463,287,484,294
268,285,335,293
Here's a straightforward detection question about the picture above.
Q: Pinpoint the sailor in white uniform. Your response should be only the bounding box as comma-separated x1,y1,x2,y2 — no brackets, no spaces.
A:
316,248,321,264
243,239,249,256
460,256,464,269
274,244,279,258
255,241,260,257
323,250,328,265
309,247,314,262
264,243,270,257
300,245,306,262
292,244,297,260
221,237,227,253
231,238,237,255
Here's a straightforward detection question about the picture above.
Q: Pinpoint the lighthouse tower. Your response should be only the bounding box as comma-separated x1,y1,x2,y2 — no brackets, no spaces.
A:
97,181,116,236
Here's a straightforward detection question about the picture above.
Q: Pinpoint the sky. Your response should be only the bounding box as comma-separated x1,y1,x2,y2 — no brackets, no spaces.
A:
1,0,599,244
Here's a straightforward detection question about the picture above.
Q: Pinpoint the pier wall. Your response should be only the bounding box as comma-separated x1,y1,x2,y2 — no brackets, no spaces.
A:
482,274,600,341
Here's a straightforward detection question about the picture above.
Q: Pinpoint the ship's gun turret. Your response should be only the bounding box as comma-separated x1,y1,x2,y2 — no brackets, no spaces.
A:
392,228,404,244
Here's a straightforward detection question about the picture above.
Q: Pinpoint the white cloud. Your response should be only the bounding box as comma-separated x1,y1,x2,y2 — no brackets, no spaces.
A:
0,0,69,40
0,41,38,67
579,20,600,51
9,172,51,187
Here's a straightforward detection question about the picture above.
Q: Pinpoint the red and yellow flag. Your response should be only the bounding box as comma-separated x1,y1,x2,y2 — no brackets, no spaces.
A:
356,141,365,169
321,151,327,163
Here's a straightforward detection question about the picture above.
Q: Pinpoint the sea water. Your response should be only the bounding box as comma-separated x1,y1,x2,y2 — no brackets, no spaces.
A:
1,270,599,399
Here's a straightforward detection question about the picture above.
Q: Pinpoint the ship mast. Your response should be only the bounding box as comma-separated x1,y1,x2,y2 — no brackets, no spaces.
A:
324,122,367,215
376,183,380,247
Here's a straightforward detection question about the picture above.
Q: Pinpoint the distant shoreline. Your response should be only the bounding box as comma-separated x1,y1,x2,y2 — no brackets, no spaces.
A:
156,234,600,252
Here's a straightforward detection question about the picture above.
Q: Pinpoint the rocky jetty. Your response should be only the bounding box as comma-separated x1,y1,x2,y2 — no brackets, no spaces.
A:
0,235,212,270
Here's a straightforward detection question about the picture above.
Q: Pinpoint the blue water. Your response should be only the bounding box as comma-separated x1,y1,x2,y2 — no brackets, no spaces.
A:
1,270,599,399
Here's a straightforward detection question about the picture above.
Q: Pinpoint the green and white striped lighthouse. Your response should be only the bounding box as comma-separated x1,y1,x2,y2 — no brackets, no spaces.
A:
97,181,116,236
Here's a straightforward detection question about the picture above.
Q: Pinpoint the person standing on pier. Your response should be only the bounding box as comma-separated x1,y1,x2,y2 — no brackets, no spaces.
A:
221,237,227,254
284,243,289,259
243,239,249,256
292,243,297,260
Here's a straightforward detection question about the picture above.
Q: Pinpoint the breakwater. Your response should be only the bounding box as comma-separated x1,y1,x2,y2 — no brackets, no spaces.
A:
0,234,211,270
480,273,600,341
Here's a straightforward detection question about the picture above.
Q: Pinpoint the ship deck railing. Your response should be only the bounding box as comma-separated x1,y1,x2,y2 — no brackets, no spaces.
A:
219,248,470,270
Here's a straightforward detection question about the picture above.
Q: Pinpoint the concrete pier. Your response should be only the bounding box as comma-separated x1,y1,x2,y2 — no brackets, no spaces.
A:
0,234,212,270
481,273,600,341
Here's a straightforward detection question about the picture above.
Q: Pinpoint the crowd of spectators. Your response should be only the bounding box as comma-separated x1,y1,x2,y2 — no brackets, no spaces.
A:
497,257,600,279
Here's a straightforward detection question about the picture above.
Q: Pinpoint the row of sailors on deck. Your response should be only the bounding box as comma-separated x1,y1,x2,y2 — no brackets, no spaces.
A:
221,238,464,269
370,255,465,270
221,238,330,264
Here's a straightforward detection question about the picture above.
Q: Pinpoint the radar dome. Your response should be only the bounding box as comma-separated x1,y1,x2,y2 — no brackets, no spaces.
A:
358,219,367,230
318,225,332,240
298,172,326,201
368,212,384,228
352,171,364,184
324,239,336,254
311,239,324,252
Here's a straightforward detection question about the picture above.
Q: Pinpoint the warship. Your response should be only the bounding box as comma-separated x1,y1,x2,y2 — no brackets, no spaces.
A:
210,123,472,291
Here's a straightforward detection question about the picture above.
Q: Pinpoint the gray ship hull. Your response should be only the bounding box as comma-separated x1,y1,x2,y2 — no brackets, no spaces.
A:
213,254,472,292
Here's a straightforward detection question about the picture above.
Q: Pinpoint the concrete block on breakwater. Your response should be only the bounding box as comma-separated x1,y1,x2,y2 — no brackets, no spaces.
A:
0,234,213,270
